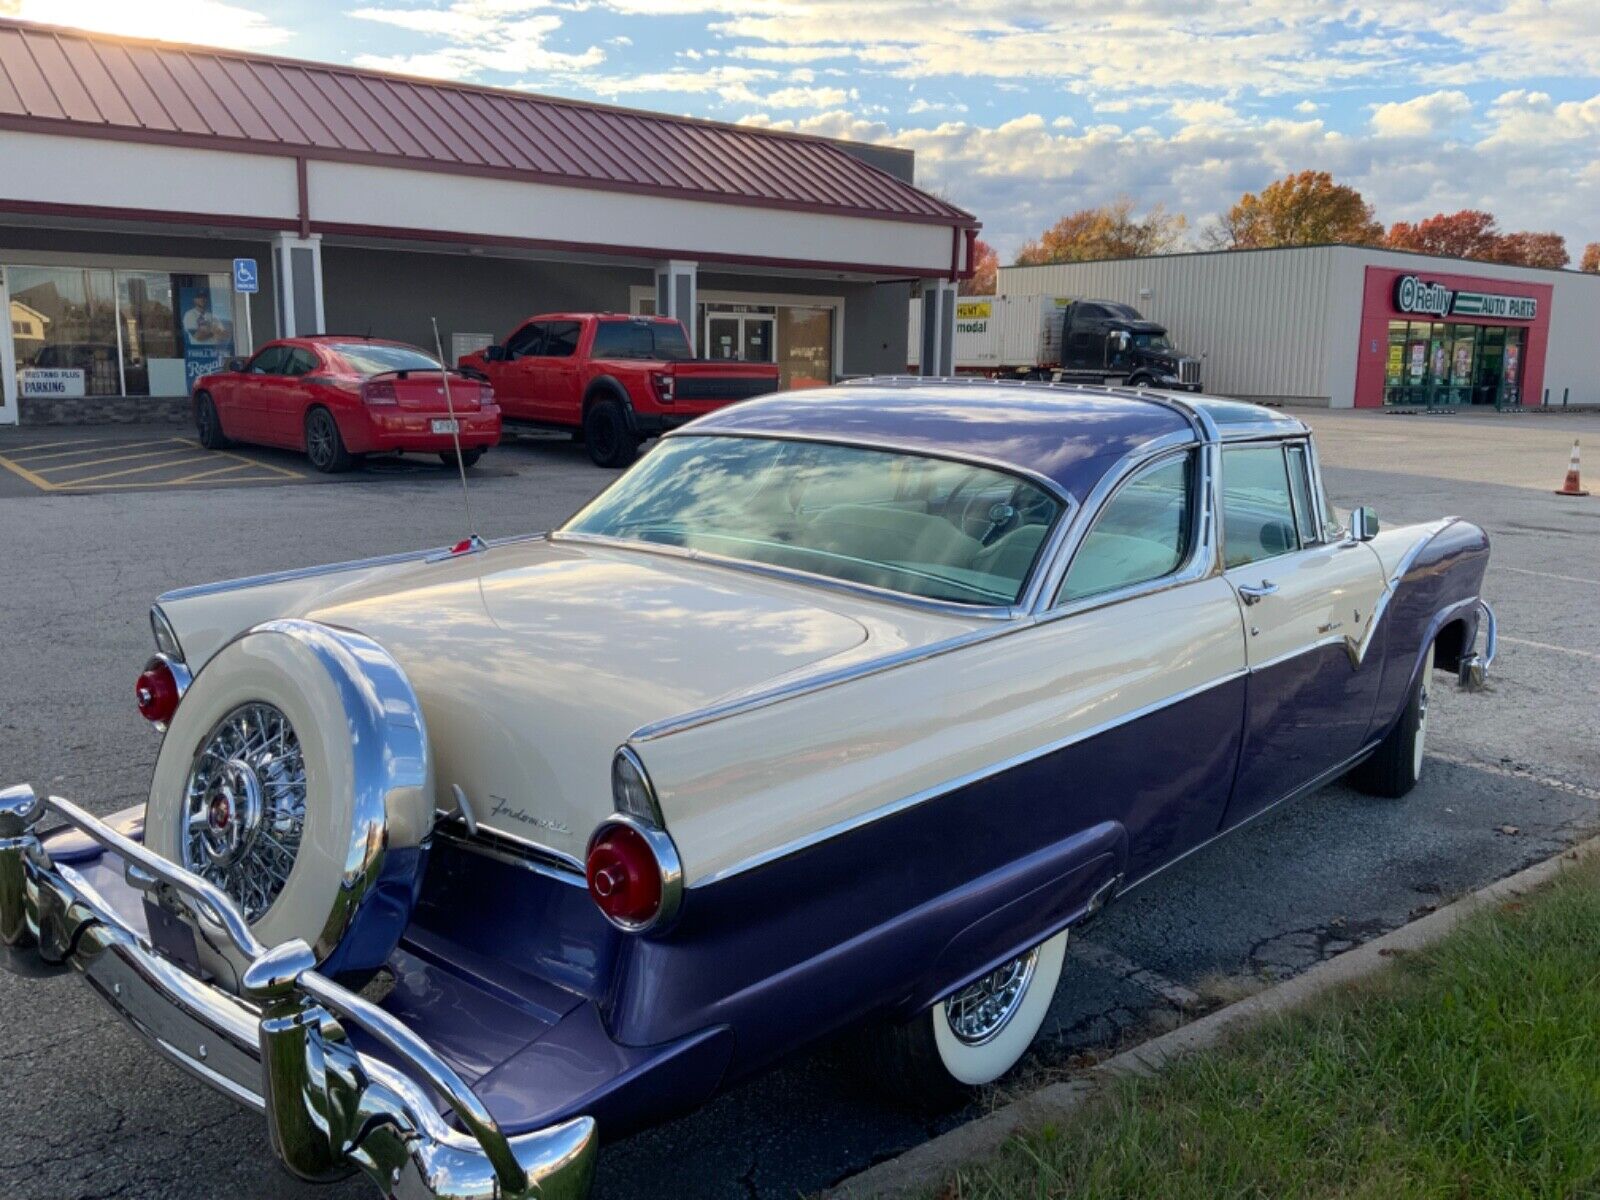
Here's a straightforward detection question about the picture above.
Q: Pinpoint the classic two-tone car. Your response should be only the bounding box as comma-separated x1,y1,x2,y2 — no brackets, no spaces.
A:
0,381,1494,1199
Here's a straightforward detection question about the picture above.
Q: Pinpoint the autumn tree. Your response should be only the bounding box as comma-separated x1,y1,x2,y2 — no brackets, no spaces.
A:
961,238,998,295
1014,197,1188,265
1210,170,1383,249
1492,231,1569,269
1583,242,1600,273
1385,210,1505,260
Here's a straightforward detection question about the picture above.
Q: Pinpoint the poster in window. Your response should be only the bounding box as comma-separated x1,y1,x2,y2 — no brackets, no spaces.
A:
1504,342,1520,383
177,282,235,393
1452,342,1472,385
1429,341,1447,383
1409,342,1425,381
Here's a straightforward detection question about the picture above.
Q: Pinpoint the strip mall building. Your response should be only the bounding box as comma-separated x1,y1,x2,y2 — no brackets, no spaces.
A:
0,19,975,424
999,245,1600,409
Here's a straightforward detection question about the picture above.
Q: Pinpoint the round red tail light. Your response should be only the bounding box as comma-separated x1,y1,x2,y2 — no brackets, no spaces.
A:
135,659,181,725
585,818,683,932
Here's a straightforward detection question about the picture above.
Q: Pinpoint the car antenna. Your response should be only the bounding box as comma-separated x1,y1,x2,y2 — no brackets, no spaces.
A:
431,317,483,554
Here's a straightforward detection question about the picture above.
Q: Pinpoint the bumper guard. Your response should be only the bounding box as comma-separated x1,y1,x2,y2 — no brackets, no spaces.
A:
0,784,597,1200
1458,597,1498,691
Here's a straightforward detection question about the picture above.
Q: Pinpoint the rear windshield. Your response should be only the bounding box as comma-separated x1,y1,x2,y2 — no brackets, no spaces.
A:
327,342,441,376
590,320,693,362
563,435,1063,606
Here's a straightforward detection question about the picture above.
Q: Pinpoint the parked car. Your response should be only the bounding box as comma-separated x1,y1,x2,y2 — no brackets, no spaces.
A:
193,336,501,473
458,313,781,468
0,381,1494,1200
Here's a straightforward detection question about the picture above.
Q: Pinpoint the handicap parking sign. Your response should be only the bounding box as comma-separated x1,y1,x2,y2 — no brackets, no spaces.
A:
232,258,259,294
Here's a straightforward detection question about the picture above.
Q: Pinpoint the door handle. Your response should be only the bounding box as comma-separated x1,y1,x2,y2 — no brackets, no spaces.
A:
1237,580,1278,605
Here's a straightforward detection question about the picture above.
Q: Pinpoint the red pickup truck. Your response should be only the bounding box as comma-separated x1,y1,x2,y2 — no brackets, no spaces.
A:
459,314,782,467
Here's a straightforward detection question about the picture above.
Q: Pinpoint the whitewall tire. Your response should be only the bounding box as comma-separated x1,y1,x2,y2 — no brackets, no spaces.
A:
145,621,433,989
852,928,1069,1107
1350,666,1430,799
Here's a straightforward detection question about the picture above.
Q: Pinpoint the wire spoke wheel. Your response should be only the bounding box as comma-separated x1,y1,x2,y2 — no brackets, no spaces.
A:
944,947,1041,1046
182,702,306,922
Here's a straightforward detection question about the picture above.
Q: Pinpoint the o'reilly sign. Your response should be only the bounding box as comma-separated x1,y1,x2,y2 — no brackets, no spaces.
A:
1393,274,1537,321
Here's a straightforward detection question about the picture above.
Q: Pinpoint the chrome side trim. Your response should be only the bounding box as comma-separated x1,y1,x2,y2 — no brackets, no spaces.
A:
150,604,184,660
432,817,588,884
629,623,1011,742
1347,518,1462,667
688,667,1248,888
156,532,548,604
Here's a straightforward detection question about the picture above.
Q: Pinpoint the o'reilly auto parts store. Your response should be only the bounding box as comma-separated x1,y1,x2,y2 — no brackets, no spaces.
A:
0,19,977,425
999,245,1600,409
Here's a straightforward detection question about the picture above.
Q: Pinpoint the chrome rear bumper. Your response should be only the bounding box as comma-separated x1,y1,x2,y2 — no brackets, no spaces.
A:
0,784,597,1200
1458,597,1497,691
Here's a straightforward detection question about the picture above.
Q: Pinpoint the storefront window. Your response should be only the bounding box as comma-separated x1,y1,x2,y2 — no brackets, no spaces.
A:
1383,319,1527,408
9,266,120,399
777,305,834,389
6,265,237,403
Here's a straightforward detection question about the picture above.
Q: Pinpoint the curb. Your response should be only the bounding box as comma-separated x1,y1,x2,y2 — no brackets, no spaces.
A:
827,833,1600,1200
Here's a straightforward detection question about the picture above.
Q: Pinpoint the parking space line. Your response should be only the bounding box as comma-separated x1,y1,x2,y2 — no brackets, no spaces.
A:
35,445,188,474
160,461,271,485
0,452,60,491
55,453,212,487
7,438,179,464
1500,635,1600,662
1072,940,1204,1011
1496,565,1600,587
169,438,305,480
1430,752,1600,802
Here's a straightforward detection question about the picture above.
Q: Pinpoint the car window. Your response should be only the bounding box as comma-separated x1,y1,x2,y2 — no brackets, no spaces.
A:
1222,445,1301,569
564,435,1064,607
542,321,582,358
506,323,546,359
247,346,289,375
327,342,440,375
1059,451,1195,603
591,319,693,361
1284,443,1319,545
285,348,319,377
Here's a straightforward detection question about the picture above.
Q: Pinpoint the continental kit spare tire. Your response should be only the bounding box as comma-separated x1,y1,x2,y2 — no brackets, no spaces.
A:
145,619,434,990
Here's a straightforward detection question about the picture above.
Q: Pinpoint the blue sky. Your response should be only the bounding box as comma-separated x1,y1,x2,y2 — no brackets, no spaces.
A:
12,1,1600,260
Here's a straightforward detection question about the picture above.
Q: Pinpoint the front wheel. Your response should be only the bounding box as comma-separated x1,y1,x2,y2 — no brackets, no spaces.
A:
195,392,229,449
1349,669,1429,798
853,929,1069,1110
305,407,353,473
583,398,639,469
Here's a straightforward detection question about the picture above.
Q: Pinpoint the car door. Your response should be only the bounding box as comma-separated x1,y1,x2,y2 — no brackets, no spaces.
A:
226,344,288,440
1217,439,1389,829
530,320,584,422
494,322,547,421
1047,445,1249,881
267,346,321,447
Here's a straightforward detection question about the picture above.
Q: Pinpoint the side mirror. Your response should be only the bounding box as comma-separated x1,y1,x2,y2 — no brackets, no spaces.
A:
1349,506,1380,541
225,357,246,373
483,344,507,362
1115,331,1131,351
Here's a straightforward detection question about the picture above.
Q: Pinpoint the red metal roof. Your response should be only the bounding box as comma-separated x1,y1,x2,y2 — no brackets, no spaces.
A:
0,19,975,229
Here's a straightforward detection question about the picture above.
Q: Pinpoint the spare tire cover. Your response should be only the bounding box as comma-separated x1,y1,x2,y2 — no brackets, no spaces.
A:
146,619,433,989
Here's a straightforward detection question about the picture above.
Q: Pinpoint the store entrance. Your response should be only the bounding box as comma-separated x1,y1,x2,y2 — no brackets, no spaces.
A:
704,311,775,364
1384,320,1526,408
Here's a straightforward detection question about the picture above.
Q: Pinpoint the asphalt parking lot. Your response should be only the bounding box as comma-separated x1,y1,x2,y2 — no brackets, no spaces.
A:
1,408,1596,1200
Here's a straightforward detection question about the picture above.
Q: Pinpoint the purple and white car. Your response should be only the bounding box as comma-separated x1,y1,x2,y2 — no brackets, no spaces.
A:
0,380,1494,1199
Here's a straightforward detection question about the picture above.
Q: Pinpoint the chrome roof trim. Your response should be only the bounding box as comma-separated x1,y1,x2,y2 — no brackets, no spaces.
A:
628,622,1012,742
687,666,1248,888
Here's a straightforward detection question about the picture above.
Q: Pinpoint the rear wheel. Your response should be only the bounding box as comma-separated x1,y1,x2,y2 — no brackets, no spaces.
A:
439,448,484,470
305,407,353,473
852,929,1069,1110
1349,669,1429,798
195,392,229,449
583,398,639,469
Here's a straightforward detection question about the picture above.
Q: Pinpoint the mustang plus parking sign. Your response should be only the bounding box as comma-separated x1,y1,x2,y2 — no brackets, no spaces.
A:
232,258,259,294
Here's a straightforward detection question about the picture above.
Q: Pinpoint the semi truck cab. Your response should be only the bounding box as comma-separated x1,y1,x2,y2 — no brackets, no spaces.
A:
1056,300,1203,391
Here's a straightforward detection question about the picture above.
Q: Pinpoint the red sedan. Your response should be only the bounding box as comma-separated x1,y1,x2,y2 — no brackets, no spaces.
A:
193,337,501,473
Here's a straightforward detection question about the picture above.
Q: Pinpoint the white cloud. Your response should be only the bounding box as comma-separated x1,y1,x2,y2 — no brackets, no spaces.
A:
1294,100,1320,114
1168,98,1236,125
1369,89,1472,137
16,0,290,48
1482,89,1600,146
351,2,604,78
762,85,853,108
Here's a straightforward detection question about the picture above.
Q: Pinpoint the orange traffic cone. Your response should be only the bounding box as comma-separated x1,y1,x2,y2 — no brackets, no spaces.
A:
1555,438,1589,496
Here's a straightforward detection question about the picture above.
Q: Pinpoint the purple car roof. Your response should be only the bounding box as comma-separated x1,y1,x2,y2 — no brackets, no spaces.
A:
679,381,1200,503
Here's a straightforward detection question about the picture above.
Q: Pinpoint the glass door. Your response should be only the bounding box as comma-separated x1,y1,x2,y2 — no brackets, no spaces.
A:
740,314,774,363
706,315,742,361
